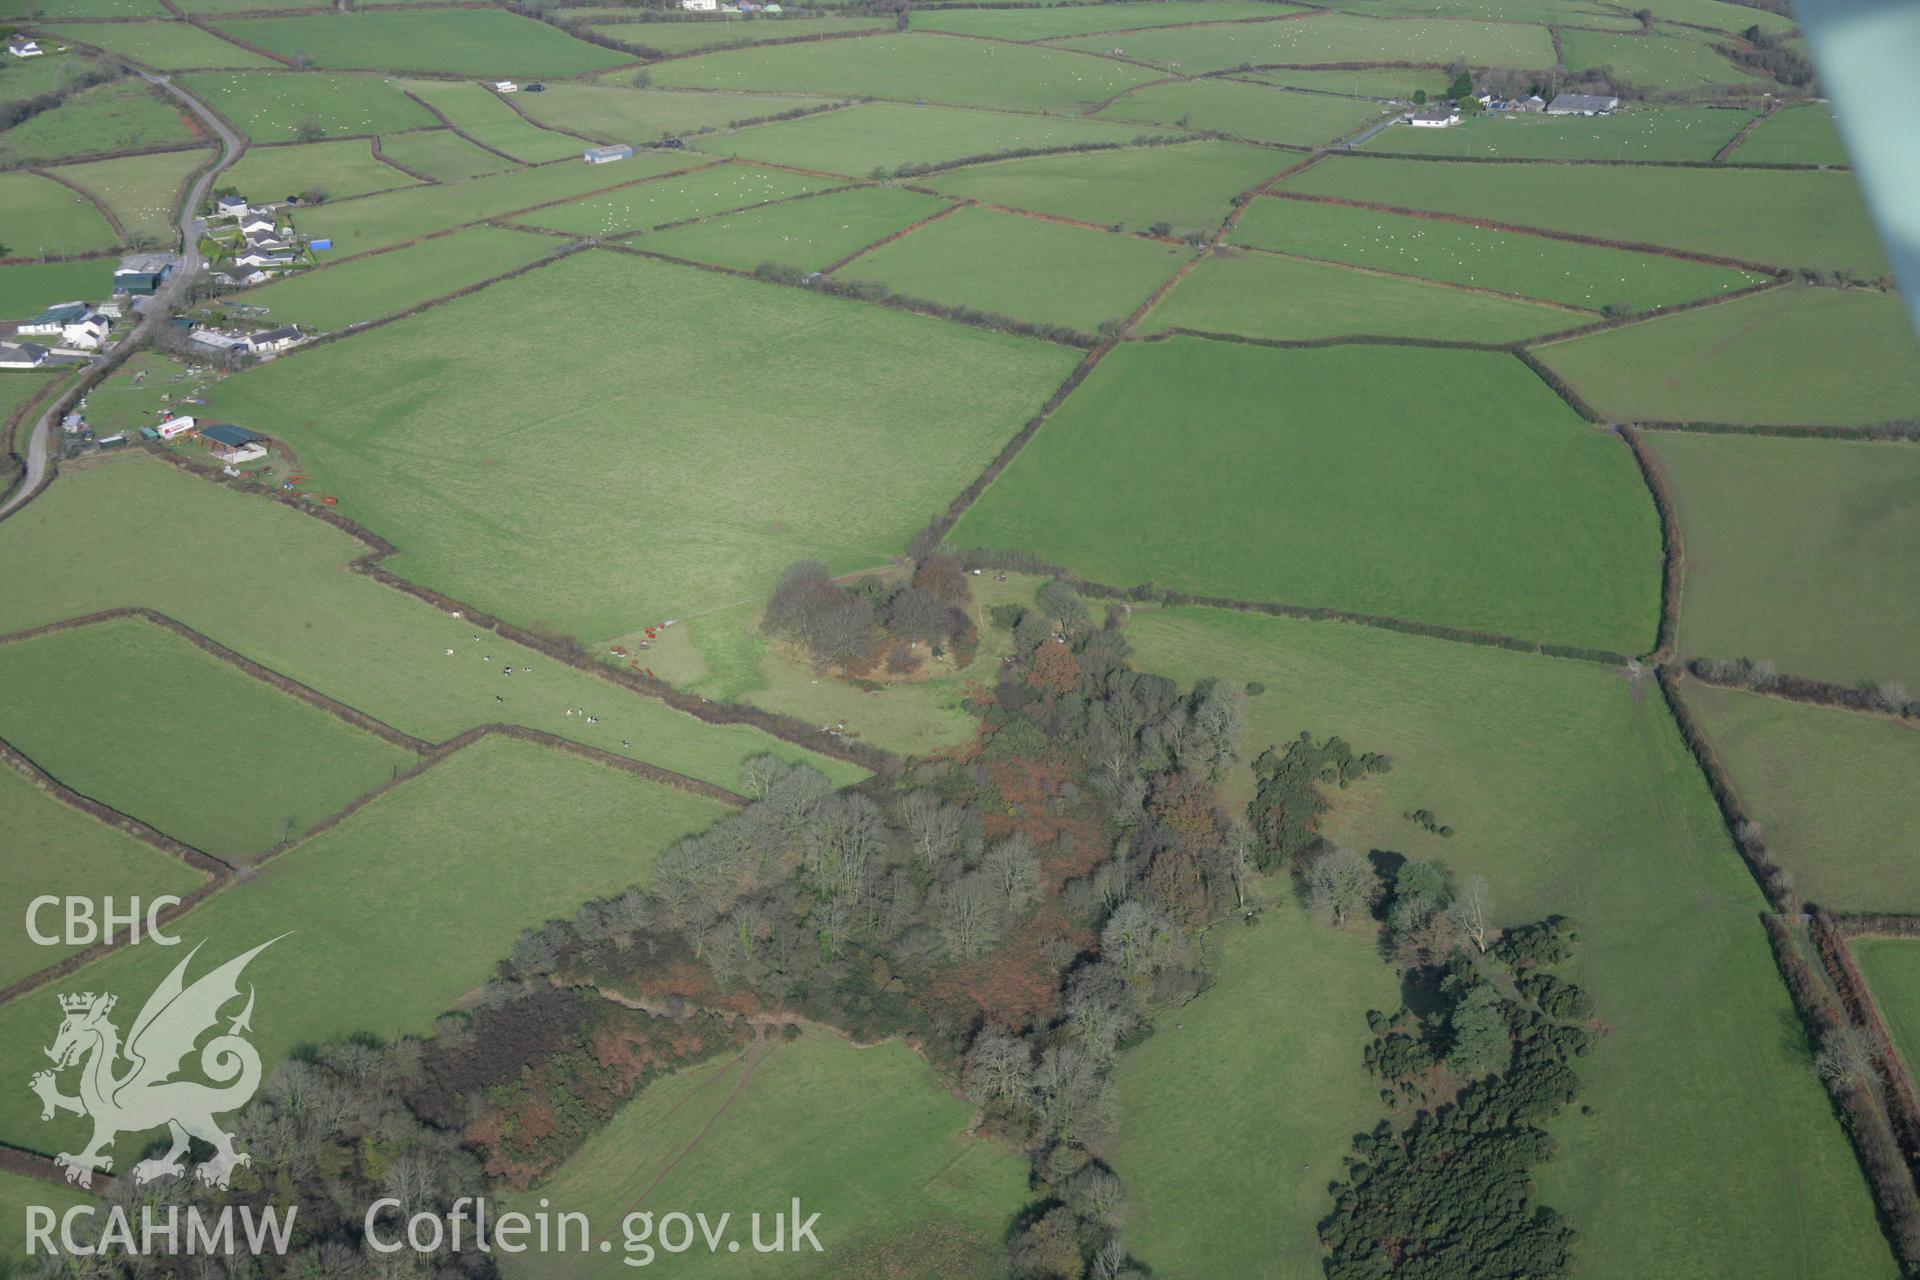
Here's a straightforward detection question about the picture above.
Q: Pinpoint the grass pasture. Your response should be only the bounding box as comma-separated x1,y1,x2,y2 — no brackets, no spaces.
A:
0,457,865,789
1679,681,1920,914
647,32,1159,113
0,170,120,257
0,1169,96,1263
1142,246,1580,341
178,71,436,142
398,79,586,164
844,206,1188,334
640,182,950,272
294,152,701,254
1280,156,1890,274
0,735,736,1154
1649,430,1920,691
230,225,559,331
1097,77,1386,146
0,0,163,15
0,261,118,323
926,140,1287,237
0,763,205,991
1732,103,1849,166
1370,106,1753,162
1249,64,1447,97
224,138,414,203
41,21,278,70
212,11,630,77
0,615,417,861
1051,11,1555,71
1233,196,1764,312
1631,0,1799,35
1558,29,1760,89
509,1030,1031,1280
512,82,839,144
47,148,211,243
953,339,1662,653
914,1,1305,39
1853,939,1920,1083
521,163,827,238
1535,286,1920,427
689,101,1154,179
208,249,1077,638
0,79,198,166
588,13,893,55
376,129,514,181
1113,605,1893,1280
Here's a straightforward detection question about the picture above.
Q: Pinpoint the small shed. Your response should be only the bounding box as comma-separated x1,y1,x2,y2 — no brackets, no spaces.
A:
584,144,635,165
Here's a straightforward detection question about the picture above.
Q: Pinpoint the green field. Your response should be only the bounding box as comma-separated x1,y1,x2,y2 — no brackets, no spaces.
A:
1853,938,1920,1083
1559,28,1760,89
914,0,1304,39
1650,430,1920,691
178,71,437,142
209,250,1076,639
0,49,75,105
399,79,585,164
1113,604,1893,1280
1281,156,1890,274
0,615,417,861
689,101,1156,179
0,0,163,15
927,140,1287,237
1234,195,1765,311
1113,899,1402,1275
509,1030,1031,1279
1250,64,1447,96
953,339,1662,653
1143,246,1580,341
1536,286,1920,426
47,148,209,243
0,1168,97,1263
845,206,1187,333
1680,681,1920,914
0,457,865,789
0,260,116,322
224,138,414,204
0,762,205,990
1098,77,1386,146
641,183,951,272
0,170,120,257
213,11,630,77
295,152,700,255
230,225,559,332
647,32,1158,112
1632,0,1799,34
522,163,828,238
0,734,736,1153
513,83,839,144
1370,106,1753,161
376,129,514,181
1732,103,1849,166
42,20,279,69
0,79,197,165
589,13,892,54
1052,10,1556,70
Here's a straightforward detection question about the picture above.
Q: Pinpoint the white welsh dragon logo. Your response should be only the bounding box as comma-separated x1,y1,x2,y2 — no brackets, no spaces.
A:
30,938,280,1189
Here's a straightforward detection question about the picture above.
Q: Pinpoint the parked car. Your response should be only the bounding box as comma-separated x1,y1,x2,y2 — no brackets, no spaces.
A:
524,82,545,92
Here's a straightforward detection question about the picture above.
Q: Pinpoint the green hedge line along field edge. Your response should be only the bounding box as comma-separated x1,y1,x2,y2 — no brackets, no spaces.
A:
1809,909,1920,1169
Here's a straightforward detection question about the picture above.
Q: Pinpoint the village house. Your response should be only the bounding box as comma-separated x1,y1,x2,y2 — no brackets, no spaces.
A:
1546,92,1619,115
584,143,634,165
680,0,718,11
16,302,87,337
188,328,251,356
232,252,296,269
1518,94,1547,112
212,194,251,219
8,35,44,57
247,326,305,354
0,341,52,369
17,302,110,349
1408,105,1461,128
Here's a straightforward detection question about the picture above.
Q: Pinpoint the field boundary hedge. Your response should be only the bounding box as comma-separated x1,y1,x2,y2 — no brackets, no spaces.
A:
1761,913,1920,1268
1631,418,1920,443
1616,425,1681,662
369,134,439,185
1261,187,1788,275
1811,909,1920,1170
1713,99,1775,163
28,167,127,242
1682,661,1919,722
495,86,604,145
139,449,897,776
1224,240,1601,314
820,199,963,273
401,89,525,166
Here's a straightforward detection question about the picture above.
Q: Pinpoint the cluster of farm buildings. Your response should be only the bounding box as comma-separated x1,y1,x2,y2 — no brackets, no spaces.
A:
1405,91,1622,128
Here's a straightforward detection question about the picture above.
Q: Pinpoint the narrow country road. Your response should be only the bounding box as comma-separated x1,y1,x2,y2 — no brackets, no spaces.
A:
0,73,242,520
